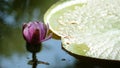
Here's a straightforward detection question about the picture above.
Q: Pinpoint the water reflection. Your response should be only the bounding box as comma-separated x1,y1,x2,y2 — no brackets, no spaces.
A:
0,25,25,57
0,0,58,26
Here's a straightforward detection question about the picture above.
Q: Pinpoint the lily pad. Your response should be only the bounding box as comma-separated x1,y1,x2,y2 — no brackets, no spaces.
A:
44,0,120,62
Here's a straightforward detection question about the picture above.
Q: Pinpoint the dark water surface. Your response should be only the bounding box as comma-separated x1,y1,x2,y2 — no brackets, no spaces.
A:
0,0,110,68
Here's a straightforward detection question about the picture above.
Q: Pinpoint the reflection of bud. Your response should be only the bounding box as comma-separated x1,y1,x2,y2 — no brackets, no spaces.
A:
22,21,52,45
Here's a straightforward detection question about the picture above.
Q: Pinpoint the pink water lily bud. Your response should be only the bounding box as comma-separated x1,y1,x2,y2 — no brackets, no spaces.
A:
22,21,52,45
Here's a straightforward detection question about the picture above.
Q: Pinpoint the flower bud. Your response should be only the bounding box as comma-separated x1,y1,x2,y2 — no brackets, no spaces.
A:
22,21,52,45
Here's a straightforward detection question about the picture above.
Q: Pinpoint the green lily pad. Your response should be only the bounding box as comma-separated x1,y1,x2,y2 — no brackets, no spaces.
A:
44,0,120,61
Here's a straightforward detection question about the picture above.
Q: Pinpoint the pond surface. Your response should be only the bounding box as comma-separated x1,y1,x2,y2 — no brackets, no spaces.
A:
0,0,113,68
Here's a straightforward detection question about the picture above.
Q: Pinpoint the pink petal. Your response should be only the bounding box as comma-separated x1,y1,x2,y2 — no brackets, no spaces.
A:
28,22,36,40
38,22,46,40
41,33,52,42
41,23,48,39
23,27,31,42
22,23,27,39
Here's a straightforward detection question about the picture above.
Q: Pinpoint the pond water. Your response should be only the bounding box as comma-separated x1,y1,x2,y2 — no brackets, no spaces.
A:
0,0,112,68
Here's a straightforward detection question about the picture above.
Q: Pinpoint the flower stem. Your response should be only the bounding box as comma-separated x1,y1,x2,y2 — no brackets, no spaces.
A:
32,52,37,61
32,52,37,68
32,63,37,68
